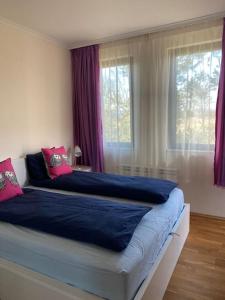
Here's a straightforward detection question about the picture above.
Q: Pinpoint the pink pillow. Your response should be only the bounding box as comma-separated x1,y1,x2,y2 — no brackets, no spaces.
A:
0,158,23,202
42,146,72,179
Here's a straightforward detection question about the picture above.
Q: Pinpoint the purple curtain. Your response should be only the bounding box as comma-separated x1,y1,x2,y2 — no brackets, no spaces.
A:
214,19,225,186
71,45,104,172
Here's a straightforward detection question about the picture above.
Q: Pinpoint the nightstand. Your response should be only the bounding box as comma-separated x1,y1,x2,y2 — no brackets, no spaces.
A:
72,165,92,172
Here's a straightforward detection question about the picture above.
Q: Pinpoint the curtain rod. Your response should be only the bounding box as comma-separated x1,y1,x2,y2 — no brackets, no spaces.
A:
69,11,225,49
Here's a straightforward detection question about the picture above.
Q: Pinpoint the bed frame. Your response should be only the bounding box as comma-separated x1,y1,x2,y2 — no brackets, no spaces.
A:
0,159,190,300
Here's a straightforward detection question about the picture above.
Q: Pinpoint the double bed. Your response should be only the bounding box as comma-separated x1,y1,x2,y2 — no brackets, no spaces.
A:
0,159,190,300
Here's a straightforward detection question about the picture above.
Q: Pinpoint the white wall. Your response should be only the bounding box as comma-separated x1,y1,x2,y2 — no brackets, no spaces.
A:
0,20,73,160
176,152,225,218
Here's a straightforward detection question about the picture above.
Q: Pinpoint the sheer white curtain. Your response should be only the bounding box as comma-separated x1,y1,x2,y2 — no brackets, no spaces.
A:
100,20,222,181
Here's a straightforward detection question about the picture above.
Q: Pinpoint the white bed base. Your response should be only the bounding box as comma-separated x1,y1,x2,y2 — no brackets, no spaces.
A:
0,159,190,300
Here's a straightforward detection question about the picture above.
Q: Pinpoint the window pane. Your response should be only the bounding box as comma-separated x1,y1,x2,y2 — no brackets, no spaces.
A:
169,46,221,150
101,61,132,146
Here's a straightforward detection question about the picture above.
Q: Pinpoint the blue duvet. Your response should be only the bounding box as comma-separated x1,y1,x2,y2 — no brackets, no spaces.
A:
30,171,177,204
0,189,151,251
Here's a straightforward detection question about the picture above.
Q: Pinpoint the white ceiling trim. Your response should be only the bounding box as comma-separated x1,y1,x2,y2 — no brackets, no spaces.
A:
0,10,224,51
70,11,225,49
0,15,67,49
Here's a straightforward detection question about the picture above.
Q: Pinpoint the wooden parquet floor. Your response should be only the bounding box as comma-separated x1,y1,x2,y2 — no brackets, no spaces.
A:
164,214,225,300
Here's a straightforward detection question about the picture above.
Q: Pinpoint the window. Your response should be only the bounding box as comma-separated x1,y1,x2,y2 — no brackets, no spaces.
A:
101,58,133,147
168,43,221,151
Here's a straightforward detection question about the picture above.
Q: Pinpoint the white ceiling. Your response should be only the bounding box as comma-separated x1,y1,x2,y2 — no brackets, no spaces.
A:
0,0,224,48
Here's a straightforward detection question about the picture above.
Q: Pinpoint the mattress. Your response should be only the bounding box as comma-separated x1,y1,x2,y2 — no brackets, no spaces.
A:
0,187,184,300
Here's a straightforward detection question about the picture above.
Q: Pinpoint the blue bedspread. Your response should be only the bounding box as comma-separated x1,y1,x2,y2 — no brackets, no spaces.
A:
30,171,177,204
0,189,151,251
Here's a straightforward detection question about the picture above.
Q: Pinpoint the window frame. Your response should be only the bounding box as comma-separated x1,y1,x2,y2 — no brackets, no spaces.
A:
167,41,221,152
101,56,134,149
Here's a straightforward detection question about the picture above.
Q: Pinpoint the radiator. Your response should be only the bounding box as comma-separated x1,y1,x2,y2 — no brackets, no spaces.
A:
117,165,177,181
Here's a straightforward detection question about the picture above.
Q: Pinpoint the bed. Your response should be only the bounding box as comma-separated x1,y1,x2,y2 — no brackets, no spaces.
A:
0,159,190,300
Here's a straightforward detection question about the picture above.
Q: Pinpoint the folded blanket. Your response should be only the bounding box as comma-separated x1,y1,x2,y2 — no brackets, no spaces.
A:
0,189,151,251
30,171,177,204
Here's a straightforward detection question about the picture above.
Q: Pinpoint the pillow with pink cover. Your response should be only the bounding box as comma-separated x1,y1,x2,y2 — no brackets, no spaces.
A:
0,158,23,202
42,146,72,179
